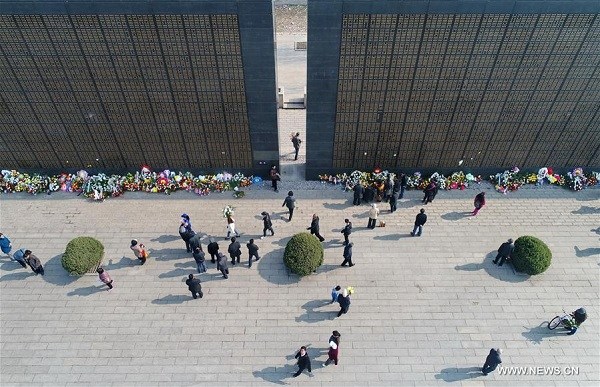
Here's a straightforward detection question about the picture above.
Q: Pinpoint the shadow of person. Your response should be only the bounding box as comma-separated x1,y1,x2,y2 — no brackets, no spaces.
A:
571,206,600,215
151,294,189,305
0,271,36,281
434,366,483,382
0,260,25,271
252,364,297,385
522,322,565,344
373,234,411,241
295,299,336,323
591,227,600,235
574,246,600,257
149,234,181,243
323,201,351,210
67,285,106,297
257,248,299,285
315,264,340,274
151,248,189,261
441,211,472,221
158,267,190,279
454,251,530,283
323,239,343,249
103,256,136,270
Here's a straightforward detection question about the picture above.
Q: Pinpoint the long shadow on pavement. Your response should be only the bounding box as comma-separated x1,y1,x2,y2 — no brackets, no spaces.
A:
0,260,25,272
151,294,190,305
373,234,412,241
257,248,299,285
574,246,600,257
0,271,36,281
149,234,181,243
522,322,566,344
323,200,351,211
571,205,600,214
41,254,79,286
67,285,106,297
441,211,472,221
434,366,482,382
295,299,337,323
103,256,137,271
454,251,530,283
151,247,189,261
252,364,297,385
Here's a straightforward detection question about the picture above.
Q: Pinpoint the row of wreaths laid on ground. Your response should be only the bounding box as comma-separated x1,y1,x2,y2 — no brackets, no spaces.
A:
0,166,598,201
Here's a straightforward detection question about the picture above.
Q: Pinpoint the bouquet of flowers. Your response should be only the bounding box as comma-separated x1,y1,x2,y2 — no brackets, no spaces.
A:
566,168,587,191
223,205,235,218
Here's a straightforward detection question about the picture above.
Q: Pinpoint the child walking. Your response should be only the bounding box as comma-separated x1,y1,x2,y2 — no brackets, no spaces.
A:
97,267,113,291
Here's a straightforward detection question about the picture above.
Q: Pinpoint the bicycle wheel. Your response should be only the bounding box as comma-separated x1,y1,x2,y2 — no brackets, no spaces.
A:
548,316,562,330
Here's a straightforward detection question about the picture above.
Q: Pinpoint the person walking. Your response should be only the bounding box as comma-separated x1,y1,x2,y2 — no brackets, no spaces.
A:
23,250,44,275
399,172,408,199
228,237,242,265
482,348,502,375
410,209,427,237
352,183,363,205
336,288,351,317
130,239,149,264
225,215,240,239
292,132,302,161
207,238,219,264
216,252,229,279
11,248,28,268
422,180,437,204
324,331,341,366
308,214,325,242
96,267,113,291
246,238,260,268
185,273,203,299
261,211,274,239
293,346,312,377
179,213,194,252
269,166,280,192
493,239,514,266
0,233,12,256
330,285,341,304
282,191,296,221
341,219,352,245
193,246,207,274
472,191,486,216
368,203,379,229
341,242,354,267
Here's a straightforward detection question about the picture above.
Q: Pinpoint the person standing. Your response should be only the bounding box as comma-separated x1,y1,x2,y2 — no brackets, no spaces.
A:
246,238,260,268
228,237,242,265
410,209,427,237
482,348,502,375
225,214,240,239
130,239,149,264
282,191,296,221
292,132,302,161
189,233,201,253
383,175,393,202
269,166,280,193
179,213,194,252
260,211,274,239
472,192,486,216
330,285,342,304
293,346,312,377
11,248,28,268
493,239,514,266
336,288,351,317
185,273,203,299
422,180,436,204
216,252,229,279
341,219,352,245
0,233,12,256
399,172,408,199
341,242,354,267
389,190,398,213
308,214,325,242
23,250,44,275
368,203,379,229
96,267,113,290
207,238,219,264
352,183,364,205
193,246,207,273
324,331,341,366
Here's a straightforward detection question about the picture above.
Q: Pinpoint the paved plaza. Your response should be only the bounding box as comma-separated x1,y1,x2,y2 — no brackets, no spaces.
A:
0,183,598,386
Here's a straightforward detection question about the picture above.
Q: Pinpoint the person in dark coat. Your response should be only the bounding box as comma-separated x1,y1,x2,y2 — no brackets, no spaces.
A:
207,238,219,264
179,213,195,252
269,166,280,192
383,176,393,202
352,183,364,205
308,214,325,242
399,172,408,199
228,237,242,265
188,233,201,254
341,242,354,267
23,250,44,275
337,288,351,317
472,191,486,216
291,132,302,161
193,246,207,274
216,252,229,279
389,190,398,213
482,348,502,375
341,219,352,245
293,346,312,377
246,238,260,268
422,181,437,204
410,209,427,237
261,211,274,239
493,239,514,266
185,273,203,299
363,186,375,203
282,191,296,221
324,330,341,366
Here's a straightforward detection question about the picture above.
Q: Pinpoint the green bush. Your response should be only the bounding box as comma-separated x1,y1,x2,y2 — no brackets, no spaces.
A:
512,236,552,275
284,233,324,276
61,236,104,275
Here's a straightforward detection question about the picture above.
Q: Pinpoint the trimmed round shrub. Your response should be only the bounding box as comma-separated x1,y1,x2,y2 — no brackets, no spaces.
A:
284,232,324,276
61,236,104,275
512,236,552,275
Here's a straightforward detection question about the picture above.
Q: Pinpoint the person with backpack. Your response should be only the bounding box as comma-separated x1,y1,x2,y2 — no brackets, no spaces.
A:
261,211,274,239
228,237,242,266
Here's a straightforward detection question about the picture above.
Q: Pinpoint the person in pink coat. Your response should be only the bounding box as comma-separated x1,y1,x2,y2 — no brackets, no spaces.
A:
96,267,113,290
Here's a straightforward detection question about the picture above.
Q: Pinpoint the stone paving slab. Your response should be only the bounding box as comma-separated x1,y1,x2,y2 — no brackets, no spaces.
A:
0,185,598,386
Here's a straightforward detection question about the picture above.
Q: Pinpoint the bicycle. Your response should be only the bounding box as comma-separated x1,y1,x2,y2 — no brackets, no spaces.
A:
548,310,575,330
